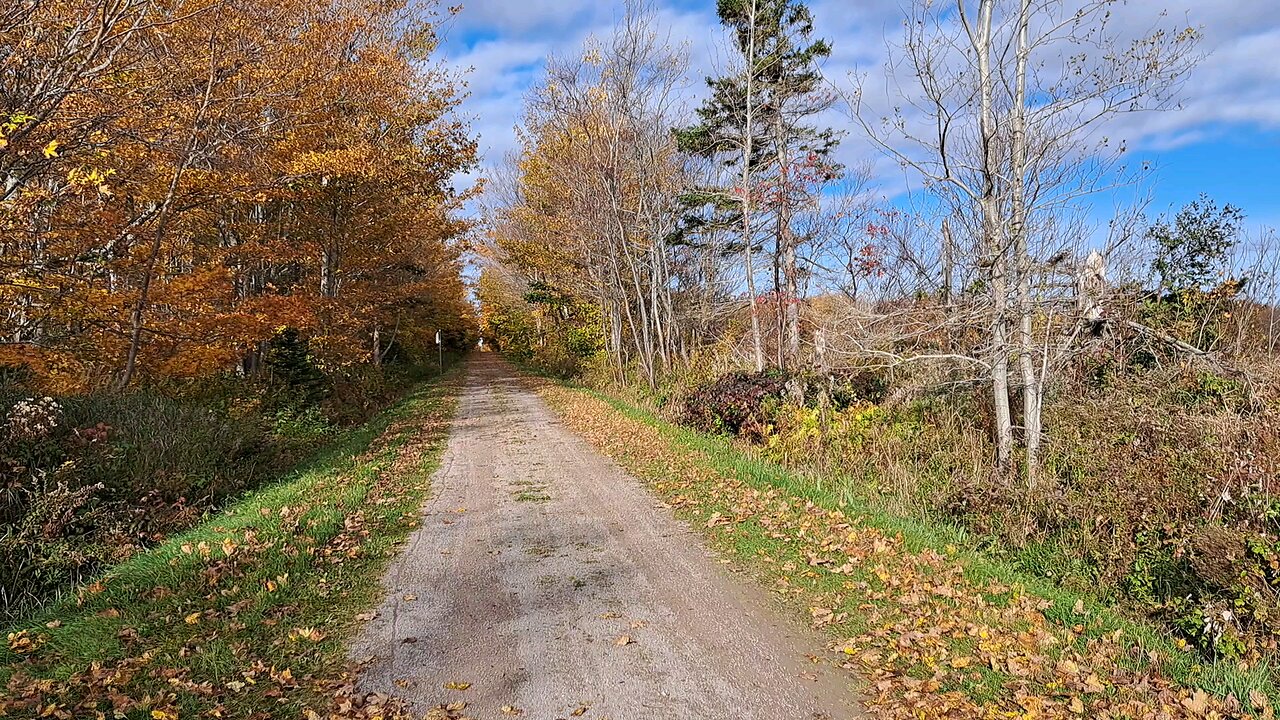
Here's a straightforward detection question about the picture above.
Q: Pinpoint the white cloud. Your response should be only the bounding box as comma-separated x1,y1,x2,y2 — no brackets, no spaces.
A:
447,0,614,34
441,0,1280,189
440,3,633,172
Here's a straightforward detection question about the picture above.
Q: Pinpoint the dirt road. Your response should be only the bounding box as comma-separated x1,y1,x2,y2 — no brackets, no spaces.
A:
351,356,861,719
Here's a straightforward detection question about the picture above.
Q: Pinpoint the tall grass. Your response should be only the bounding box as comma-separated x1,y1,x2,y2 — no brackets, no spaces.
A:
0,359,461,623
579,385,1279,702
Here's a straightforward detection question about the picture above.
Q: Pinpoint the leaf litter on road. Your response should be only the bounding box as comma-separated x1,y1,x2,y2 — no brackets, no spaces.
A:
538,381,1277,720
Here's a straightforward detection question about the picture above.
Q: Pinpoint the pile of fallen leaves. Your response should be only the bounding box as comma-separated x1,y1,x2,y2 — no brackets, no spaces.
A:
1,381,459,720
539,382,1277,720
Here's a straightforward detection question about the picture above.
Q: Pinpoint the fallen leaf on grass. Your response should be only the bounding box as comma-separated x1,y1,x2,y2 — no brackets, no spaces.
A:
1251,689,1269,709
1182,691,1210,714
7,630,44,654
289,627,325,642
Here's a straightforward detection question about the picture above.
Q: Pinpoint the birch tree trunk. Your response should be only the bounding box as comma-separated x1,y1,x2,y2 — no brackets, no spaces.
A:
1010,0,1041,486
974,0,1016,470
776,112,800,369
741,0,765,372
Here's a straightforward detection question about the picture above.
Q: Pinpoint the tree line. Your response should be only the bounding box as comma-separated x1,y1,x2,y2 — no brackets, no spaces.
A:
2,0,476,391
479,0,1280,485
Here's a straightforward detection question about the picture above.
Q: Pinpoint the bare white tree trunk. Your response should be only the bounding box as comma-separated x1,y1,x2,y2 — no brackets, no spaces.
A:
973,0,1016,470
775,111,800,369
741,0,765,372
1010,0,1041,485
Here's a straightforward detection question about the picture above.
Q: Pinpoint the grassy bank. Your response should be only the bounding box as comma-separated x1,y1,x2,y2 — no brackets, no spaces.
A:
1,368,462,720
0,359,463,623
537,380,1277,719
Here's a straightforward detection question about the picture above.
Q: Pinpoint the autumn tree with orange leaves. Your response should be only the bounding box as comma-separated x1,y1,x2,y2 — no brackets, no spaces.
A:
481,2,737,387
1,0,476,390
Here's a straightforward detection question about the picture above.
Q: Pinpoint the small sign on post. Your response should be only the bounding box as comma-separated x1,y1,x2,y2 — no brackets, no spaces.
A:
435,330,442,374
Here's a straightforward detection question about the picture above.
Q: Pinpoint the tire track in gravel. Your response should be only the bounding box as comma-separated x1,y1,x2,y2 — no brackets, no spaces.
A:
350,354,862,719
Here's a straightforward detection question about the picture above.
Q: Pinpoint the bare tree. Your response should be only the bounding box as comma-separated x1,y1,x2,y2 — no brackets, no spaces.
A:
847,0,1201,481
741,0,766,372
489,0,696,389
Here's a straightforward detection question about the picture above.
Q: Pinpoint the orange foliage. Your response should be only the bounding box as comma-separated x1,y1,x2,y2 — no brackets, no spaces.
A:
1,0,476,390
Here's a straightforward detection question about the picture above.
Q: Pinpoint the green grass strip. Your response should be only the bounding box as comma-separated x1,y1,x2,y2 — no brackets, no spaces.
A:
1,369,462,719
575,385,1277,703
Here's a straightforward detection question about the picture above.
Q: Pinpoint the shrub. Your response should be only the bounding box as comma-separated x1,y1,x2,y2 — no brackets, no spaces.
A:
1021,365,1280,657
762,403,883,465
0,342,448,622
0,390,280,621
271,406,335,441
806,369,890,408
322,364,421,425
682,370,790,441
669,358,1280,661
0,478,118,616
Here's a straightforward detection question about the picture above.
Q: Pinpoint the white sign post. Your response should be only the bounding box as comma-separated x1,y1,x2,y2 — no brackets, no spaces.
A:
435,330,442,374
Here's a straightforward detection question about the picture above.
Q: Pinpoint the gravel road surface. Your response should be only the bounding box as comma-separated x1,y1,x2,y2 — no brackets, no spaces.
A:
351,355,861,719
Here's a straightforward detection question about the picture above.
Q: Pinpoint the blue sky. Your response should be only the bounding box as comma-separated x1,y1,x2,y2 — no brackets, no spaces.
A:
1142,129,1280,229
439,0,1280,234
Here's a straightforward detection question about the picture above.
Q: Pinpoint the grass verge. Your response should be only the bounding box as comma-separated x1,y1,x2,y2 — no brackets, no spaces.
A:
1,369,463,720
537,380,1278,720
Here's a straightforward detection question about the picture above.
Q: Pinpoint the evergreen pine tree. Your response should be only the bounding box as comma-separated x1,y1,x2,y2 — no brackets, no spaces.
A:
675,0,841,367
